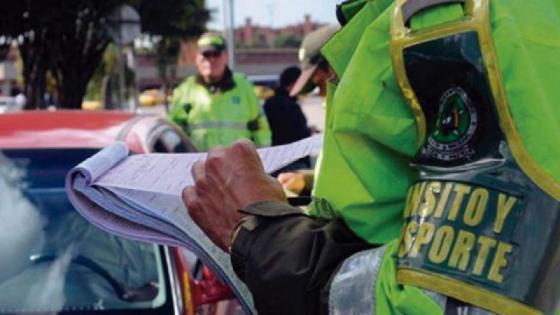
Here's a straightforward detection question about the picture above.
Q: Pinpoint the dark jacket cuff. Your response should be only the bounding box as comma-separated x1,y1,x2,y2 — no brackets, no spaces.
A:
230,200,371,315
240,200,304,217
231,200,304,279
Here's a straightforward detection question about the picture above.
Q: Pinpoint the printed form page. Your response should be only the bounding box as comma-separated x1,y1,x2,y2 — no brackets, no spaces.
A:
95,134,323,195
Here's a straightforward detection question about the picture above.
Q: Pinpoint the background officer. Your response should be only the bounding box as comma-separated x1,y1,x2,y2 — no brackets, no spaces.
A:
168,33,271,151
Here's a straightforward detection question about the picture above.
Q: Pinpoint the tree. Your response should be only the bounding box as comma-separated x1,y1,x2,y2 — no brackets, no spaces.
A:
84,43,118,105
12,0,209,109
45,0,127,109
11,1,125,109
138,0,209,99
17,2,54,109
0,3,26,61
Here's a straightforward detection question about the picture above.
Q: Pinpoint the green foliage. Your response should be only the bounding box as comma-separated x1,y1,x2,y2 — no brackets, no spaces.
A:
4,0,210,109
8,0,126,108
139,0,209,38
273,32,302,48
46,0,126,108
85,44,118,101
138,0,209,99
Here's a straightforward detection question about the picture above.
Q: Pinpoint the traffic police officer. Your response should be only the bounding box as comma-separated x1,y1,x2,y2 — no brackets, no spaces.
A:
184,1,560,314
168,33,271,151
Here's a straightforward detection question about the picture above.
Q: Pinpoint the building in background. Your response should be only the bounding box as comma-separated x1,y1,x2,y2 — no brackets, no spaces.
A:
137,14,325,91
236,14,318,48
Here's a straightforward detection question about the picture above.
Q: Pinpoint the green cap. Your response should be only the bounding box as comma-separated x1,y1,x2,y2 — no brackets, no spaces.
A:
197,33,226,53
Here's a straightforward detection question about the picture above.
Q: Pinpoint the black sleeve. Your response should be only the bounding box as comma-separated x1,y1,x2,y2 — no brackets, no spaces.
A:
230,200,372,315
292,102,311,139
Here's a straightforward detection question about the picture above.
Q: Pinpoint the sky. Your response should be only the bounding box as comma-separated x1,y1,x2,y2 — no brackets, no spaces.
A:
206,0,341,29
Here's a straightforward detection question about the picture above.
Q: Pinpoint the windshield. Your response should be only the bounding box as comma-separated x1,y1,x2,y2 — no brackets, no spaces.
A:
0,149,171,314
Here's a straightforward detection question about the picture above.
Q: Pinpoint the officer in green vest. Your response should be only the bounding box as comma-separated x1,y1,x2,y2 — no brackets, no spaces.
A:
168,33,271,151
183,1,560,314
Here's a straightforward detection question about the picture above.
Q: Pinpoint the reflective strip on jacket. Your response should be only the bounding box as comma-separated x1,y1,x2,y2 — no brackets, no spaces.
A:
168,72,271,151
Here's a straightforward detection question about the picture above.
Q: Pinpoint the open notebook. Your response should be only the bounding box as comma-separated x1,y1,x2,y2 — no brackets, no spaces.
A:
65,135,322,315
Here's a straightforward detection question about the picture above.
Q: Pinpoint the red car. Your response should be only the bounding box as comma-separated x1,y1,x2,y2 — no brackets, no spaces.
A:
0,111,243,315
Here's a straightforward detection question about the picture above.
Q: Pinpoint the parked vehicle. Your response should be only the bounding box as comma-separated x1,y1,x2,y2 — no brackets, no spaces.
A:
0,96,23,114
139,89,169,107
0,111,242,315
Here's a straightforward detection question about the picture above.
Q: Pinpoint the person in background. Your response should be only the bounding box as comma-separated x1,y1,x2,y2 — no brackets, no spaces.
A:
290,25,339,100
264,66,312,174
168,32,271,151
277,24,339,195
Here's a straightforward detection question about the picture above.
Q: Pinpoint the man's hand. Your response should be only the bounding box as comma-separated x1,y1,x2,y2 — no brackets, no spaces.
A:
277,172,307,195
182,139,287,251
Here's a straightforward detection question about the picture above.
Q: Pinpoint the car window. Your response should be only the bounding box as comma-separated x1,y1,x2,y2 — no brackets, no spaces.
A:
0,149,174,314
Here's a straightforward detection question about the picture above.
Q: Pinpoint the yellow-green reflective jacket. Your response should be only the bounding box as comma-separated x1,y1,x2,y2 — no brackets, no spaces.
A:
168,72,271,151
310,0,560,314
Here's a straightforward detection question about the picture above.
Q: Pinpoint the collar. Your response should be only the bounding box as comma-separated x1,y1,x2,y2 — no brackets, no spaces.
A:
321,0,393,78
196,67,236,94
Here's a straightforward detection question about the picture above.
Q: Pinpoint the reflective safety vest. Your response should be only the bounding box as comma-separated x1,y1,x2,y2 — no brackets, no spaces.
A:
328,242,496,315
168,72,271,151
311,0,560,314
392,1,560,314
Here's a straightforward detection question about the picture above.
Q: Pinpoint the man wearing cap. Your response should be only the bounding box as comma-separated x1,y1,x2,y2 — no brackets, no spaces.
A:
184,1,560,315
263,66,312,174
291,24,339,99
168,33,271,151
277,24,339,195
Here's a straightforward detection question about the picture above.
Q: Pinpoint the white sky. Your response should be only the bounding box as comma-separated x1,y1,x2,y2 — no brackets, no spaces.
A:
206,0,341,29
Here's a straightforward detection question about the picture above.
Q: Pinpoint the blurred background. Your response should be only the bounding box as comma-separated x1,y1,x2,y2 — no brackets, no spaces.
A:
0,0,336,123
